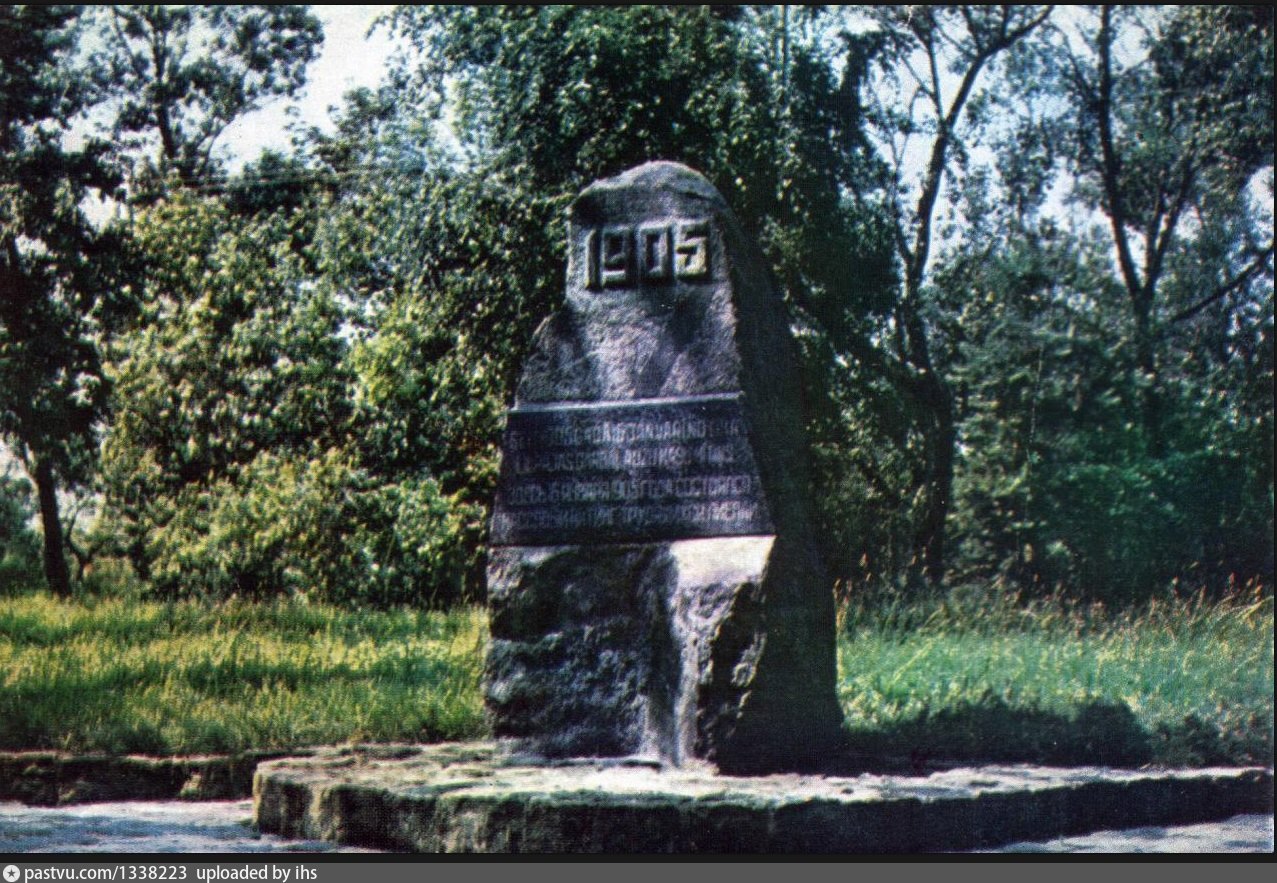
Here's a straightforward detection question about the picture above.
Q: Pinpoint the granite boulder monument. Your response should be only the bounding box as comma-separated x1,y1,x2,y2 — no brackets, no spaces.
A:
485,162,844,773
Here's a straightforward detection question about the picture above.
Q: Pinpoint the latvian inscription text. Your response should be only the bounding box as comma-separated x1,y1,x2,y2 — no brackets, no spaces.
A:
491,394,773,545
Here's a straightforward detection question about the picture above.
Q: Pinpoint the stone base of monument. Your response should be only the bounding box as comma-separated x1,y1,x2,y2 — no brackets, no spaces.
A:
252,743,1272,853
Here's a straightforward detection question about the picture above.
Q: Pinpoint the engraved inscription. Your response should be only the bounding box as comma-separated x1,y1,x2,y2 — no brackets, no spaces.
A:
638,223,671,282
673,221,709,279
600,226,632,288
491,395,772,545
584,219,712,290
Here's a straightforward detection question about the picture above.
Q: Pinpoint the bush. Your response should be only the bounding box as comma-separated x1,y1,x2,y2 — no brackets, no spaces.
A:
141,450,481,607
1032,432,1273,603
0,474,41,595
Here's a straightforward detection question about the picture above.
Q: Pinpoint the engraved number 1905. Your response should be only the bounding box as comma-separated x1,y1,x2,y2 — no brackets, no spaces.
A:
585,220,710,289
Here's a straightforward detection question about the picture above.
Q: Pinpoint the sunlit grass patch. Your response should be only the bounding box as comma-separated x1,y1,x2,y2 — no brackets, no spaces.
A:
0,593,487,755
1,587,1270,766
838,589,1274,766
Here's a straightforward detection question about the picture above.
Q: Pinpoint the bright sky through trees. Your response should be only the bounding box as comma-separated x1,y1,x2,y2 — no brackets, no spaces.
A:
219,6,395,171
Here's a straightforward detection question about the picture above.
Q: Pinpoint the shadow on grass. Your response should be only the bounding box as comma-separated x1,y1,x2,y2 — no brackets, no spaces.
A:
838,698,1268,771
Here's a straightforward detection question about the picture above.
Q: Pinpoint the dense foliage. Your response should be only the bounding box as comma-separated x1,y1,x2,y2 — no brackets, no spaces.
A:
89,5,323,193
0,5,1271,607
1,6,123,597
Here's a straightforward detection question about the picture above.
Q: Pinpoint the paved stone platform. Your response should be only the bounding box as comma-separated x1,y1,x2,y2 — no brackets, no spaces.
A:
3,801,1270,853
0,799,378,853
253,743,1274,853
0,749,314,806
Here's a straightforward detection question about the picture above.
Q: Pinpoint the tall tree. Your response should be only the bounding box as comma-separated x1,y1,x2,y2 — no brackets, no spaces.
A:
0,465,42,592
847,5,1052,586
1,6,122,596
99,180,485,607
937,4,1274,598
319,6,893,596
92,5,323,191
100,190,353,598
1054,5,1273,456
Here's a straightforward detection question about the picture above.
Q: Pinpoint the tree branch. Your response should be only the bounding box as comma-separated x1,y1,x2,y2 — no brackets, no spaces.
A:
899,6,1052,376
1005,6,1054,45
1146,157,1196,300
924,21,945,119
853,454,905,510
1170,245,1275,323
1096,5,1144,304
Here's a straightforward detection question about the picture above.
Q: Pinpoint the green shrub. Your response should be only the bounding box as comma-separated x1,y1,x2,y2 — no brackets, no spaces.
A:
0,474,41,595
140,450,481,607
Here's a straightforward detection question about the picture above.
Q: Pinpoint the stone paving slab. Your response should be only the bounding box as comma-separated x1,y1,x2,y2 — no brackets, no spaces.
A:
0,750,316,806
3,800,1270,854
253,742,1274,853
980,813,1274,853
0,800,377,853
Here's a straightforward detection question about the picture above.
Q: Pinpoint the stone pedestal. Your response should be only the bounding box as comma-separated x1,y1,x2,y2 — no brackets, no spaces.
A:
253,744,1276,853
486,162,844,773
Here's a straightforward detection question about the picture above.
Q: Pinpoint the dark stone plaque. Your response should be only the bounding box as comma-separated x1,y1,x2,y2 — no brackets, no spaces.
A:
490,394,773,546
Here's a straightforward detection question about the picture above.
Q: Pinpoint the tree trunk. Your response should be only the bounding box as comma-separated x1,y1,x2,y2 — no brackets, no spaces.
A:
1132,295,1164,457
915,374,956,589
33,457,72,597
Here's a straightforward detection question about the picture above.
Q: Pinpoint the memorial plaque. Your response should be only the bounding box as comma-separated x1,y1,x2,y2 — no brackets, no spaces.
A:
491,394,773,545
485,162,844,774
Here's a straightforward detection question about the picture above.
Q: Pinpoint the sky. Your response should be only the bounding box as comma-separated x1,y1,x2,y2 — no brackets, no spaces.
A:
218,6,397,171
130,6,1150,222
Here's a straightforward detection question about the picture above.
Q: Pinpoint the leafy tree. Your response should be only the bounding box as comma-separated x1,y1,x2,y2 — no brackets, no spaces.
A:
940,5,1274,599
0,468,41,593
99,191,352,596
940,224,1165,596
98,181,479,606
90,5,323,191
1052,5,1273,457
72,2,1273,607
297,87,520,599
225,149,316,219
1031,6,1273,596
308,6,895,596
4,5,323,598
1,5,123,596
838,5,1052,588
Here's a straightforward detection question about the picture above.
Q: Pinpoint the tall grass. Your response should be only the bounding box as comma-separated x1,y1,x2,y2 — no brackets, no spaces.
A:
837,586,1274,766
0,593,487,755
1,586,1270,766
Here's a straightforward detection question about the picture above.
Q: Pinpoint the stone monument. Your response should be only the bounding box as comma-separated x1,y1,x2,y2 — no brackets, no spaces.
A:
253,162,1275,851
485,161,844,773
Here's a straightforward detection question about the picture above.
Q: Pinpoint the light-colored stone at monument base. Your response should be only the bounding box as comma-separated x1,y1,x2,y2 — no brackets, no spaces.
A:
486,536,843,772
252,743,1273,853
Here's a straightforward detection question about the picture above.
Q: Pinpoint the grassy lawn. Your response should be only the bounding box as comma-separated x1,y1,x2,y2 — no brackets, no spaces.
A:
0,594,486,755
1,588,1271,766
839,589,1274,766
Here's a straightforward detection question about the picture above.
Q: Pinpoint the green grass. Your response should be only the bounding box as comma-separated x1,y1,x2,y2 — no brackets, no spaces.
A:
838,587,1274,766
1,586,1271,766
0,593,487,755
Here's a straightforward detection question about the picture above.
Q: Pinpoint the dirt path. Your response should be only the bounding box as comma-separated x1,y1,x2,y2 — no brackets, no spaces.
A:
979,814,1273,853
